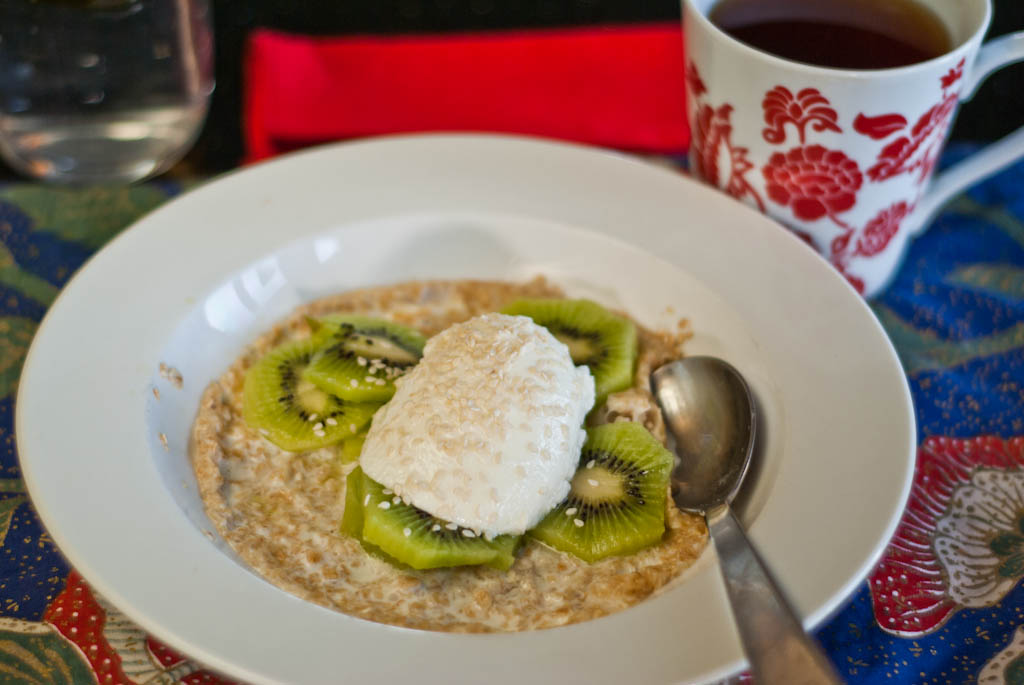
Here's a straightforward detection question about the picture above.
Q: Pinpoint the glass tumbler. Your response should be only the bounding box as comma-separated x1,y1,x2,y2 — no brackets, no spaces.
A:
0,0,214,184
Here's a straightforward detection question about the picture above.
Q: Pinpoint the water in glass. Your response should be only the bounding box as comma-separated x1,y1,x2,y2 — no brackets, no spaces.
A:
0,0,214,184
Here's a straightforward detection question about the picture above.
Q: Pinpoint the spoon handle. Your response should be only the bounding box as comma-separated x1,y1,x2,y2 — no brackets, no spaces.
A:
707,505,843,685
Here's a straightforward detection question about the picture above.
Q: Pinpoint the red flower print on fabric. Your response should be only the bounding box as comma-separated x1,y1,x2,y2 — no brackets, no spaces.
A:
869,436,1024,637
762,86,842,144
42,571,239,684
762,145,863,222
44,573,129,684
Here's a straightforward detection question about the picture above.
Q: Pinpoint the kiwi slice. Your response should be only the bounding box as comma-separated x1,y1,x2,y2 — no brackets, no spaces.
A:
338,433,367,464
500,299,637,405
349,468,520,571
340,468,416,568
528,422,672,563
303,315,427,403
242,339,378,452
485,535,521,572
340,467,365,539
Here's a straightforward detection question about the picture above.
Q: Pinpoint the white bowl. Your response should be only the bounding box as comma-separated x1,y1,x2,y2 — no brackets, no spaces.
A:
17,134,914,684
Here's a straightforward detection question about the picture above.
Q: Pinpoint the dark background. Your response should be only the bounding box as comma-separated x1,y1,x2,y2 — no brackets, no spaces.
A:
10,0,1024,176
192,0,1024,171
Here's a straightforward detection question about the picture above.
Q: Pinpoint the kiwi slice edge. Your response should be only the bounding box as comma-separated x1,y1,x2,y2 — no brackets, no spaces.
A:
303,315,427,403
528,422,673,563
499,298,638,406
241,339,379,452
347,468,522,571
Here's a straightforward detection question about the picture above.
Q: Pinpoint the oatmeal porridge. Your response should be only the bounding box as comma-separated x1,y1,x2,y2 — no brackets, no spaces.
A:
190,277,706,632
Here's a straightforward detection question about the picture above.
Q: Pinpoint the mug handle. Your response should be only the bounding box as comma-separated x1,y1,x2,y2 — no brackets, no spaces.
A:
914,32,1024,230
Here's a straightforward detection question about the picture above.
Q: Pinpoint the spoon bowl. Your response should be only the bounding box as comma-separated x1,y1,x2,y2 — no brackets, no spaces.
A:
652,356,755,513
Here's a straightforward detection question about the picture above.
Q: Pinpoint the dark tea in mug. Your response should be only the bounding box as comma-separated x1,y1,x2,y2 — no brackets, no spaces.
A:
708,0,953,69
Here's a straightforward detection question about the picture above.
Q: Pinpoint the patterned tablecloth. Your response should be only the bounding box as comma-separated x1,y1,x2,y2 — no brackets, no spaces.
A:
0,145,1022,684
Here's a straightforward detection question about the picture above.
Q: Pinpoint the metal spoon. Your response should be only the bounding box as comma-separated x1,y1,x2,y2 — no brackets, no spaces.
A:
651,357,841,684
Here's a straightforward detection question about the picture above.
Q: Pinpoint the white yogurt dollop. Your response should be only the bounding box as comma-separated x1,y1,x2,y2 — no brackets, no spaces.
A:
359,313,595,538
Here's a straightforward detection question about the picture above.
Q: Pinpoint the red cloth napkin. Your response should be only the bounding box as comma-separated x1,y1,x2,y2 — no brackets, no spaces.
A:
243,23,688,163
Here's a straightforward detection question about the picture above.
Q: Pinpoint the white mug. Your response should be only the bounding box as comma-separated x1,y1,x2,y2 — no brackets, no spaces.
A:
682,0,1024,296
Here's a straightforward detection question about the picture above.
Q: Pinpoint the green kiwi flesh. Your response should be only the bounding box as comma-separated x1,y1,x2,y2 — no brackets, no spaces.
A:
303,315,427,403
346,467,520,570
528,422,672,563
340,467,415,569
340,467,365,539
242,339,379,452
338,433,367,464
500,299,637,405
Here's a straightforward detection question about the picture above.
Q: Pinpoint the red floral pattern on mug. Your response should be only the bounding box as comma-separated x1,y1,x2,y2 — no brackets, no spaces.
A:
689,67,766,212
762,145,863,222
692,103,765,211
866,96,958,182
685,9,988,299
687,58,952,295
686,62,707,97
762,86,842,144
693,103,731,187
860,59,965,183
857,201,911,256
941,57,966,89
853,113,909,140
826,231,866,293
830,230,852,259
